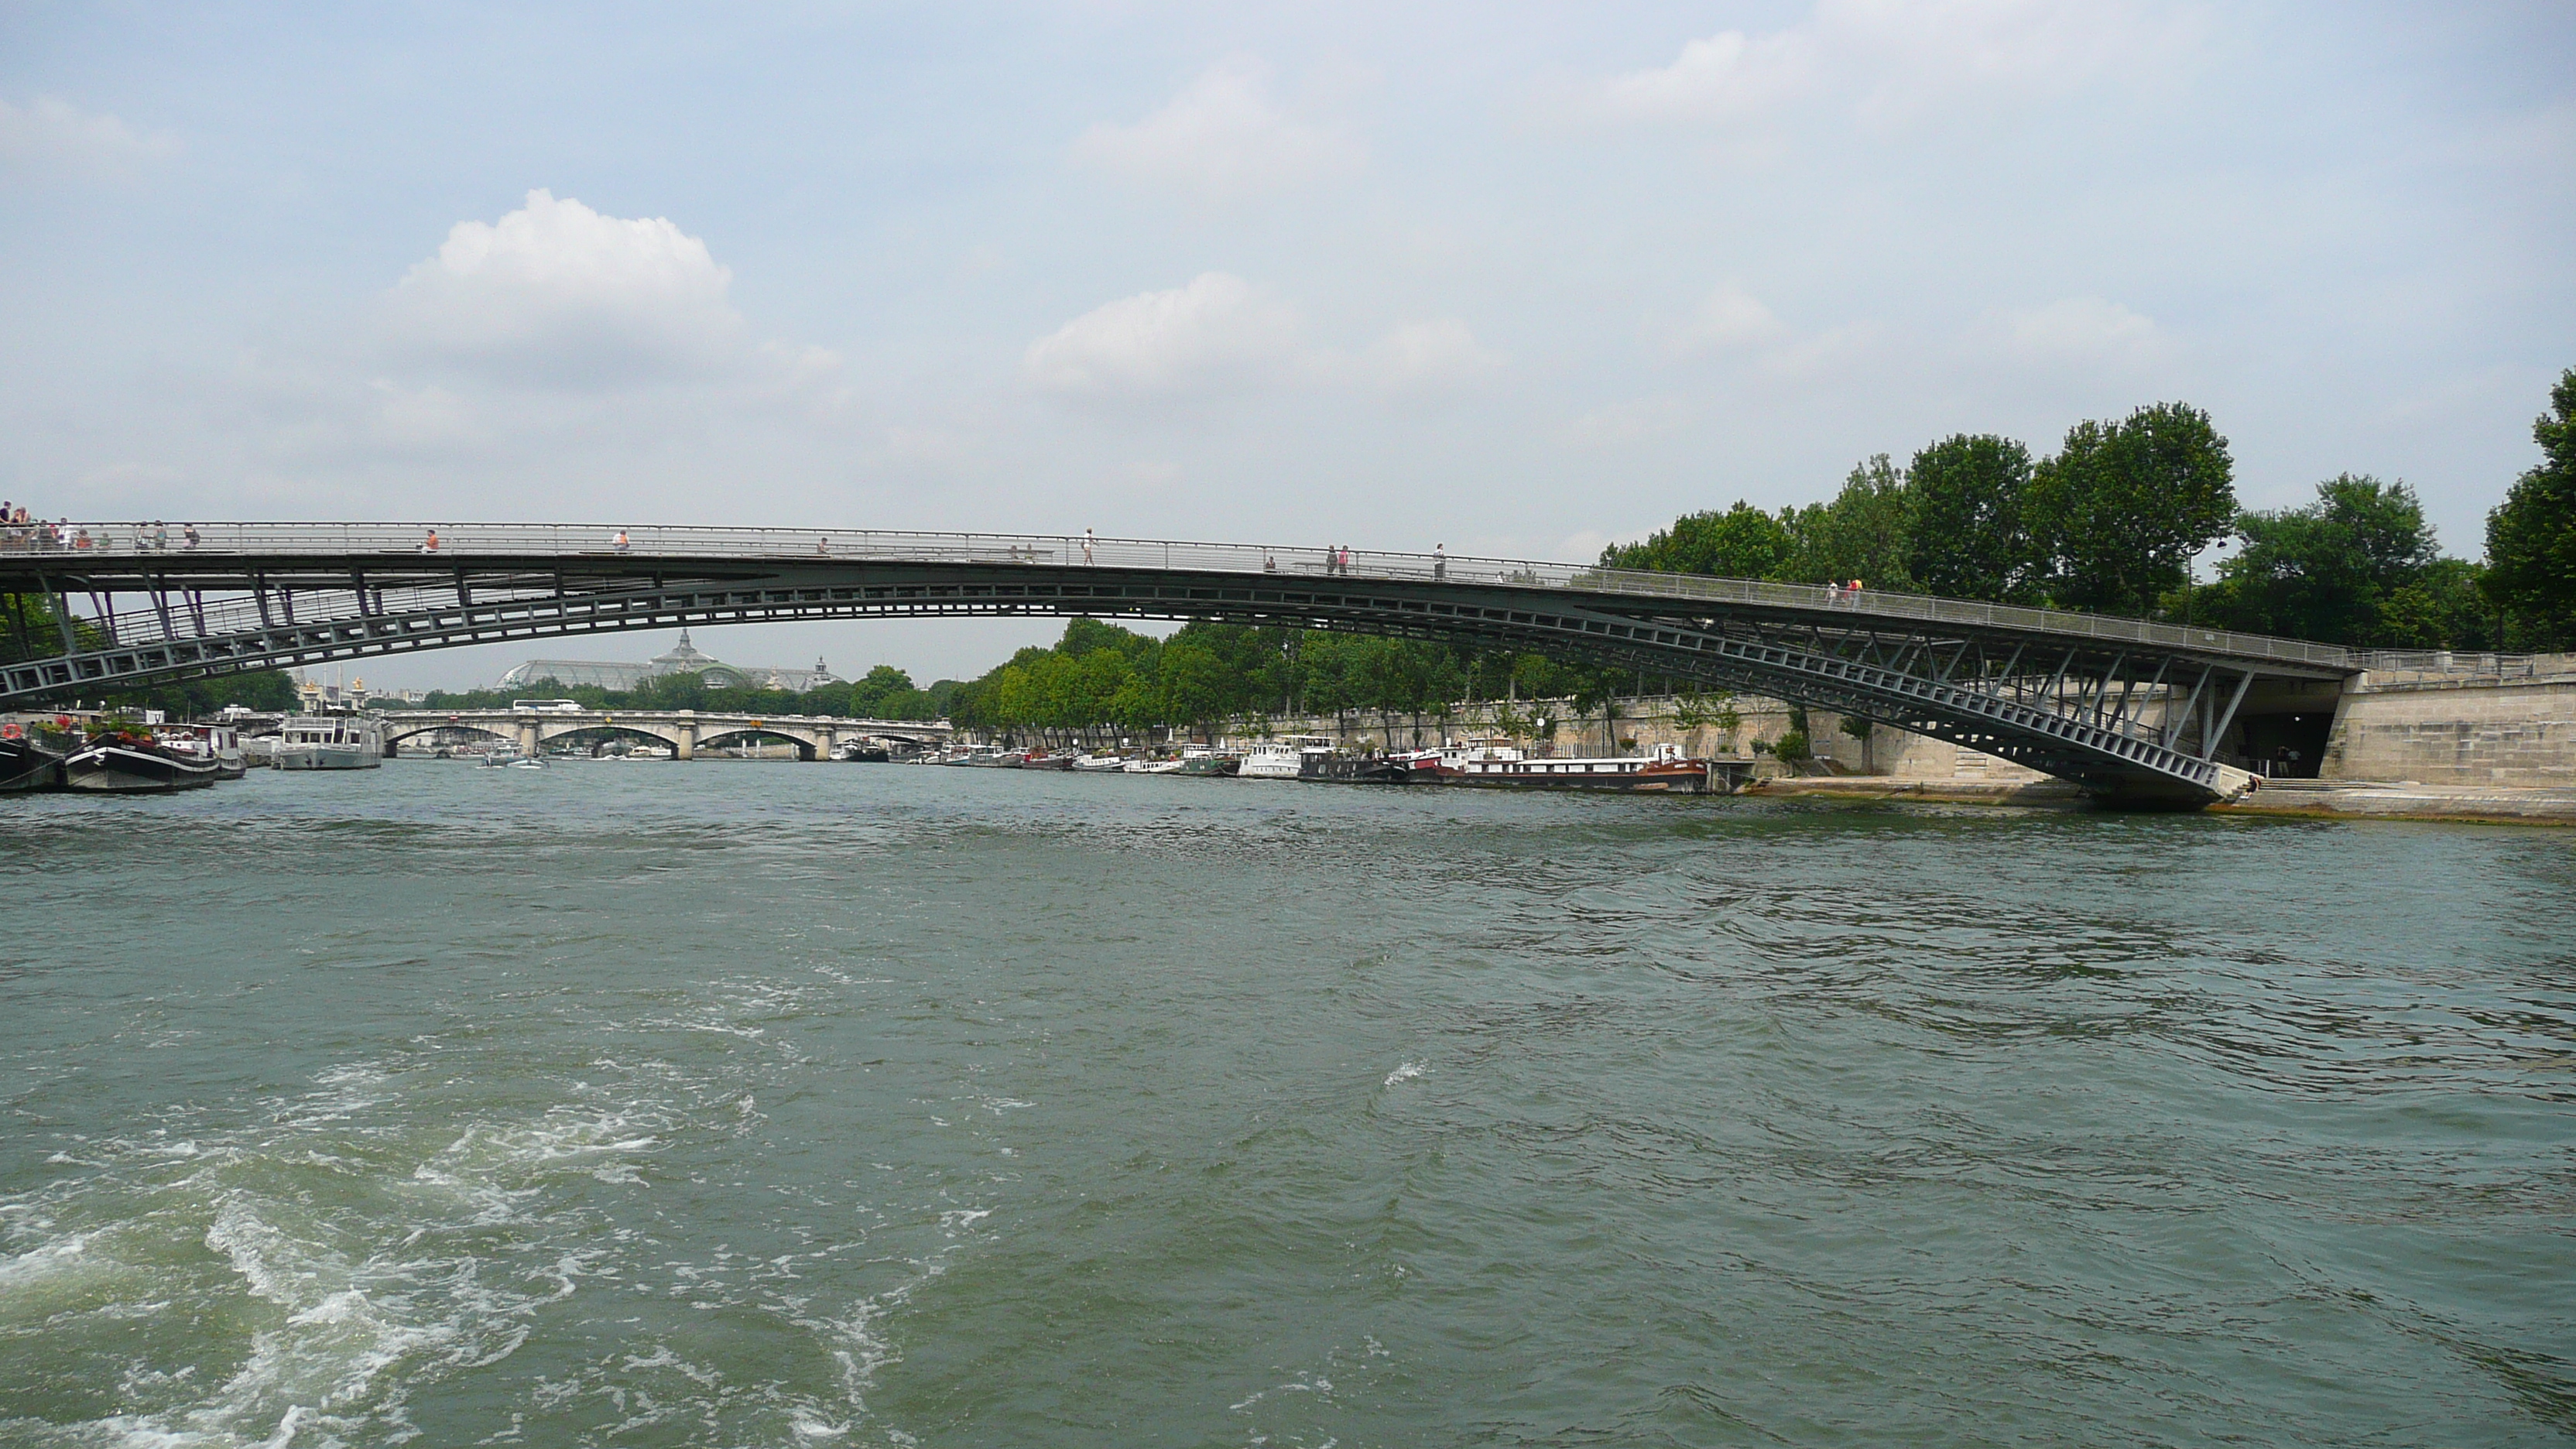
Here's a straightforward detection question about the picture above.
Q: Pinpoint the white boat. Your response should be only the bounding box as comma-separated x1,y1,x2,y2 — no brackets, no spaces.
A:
1447,741,1721,793
275,714,384,770
1071,754,1127,772
154,722,248,779
1238,735,1335,780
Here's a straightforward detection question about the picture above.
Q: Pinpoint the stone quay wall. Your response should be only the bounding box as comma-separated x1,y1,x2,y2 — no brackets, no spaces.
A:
1187,655,2576,790
2321,656,2576,787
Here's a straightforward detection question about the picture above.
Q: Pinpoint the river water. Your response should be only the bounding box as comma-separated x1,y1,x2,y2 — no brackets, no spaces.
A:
1,762,2570,1447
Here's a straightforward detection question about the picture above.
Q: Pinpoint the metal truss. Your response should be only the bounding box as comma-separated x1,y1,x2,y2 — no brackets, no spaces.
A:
2,537,2337,804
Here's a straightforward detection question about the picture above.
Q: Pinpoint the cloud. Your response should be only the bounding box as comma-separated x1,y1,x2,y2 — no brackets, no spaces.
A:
1667,283,1790,355
1603,30,1815,122
1361,319,1506,392
1023,272,1303,399
1759,320,1887,378
2001,296,2163,362
1564,396,1696,448
388,189,751,385
1070,59,1362,200
0,96,178,174
1595,1,2197,132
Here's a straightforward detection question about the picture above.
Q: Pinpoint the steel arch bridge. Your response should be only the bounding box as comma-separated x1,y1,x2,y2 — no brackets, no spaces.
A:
0,522,2362,805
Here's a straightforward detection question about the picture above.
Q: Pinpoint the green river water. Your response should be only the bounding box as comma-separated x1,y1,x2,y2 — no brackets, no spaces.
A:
1,762,2570,1446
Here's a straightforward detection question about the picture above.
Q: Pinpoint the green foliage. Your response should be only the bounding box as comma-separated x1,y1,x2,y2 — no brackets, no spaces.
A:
1,591,106,664
933,618,1598,740
1906,434,2040,601
2377,559,2500,651
1772,729,1811,762
2027,402,2237,616
1669,690,1738,732
1838,713,1872,742
102,670,298,717
1598,501,1795,581
1785,455,1916,590
2483,368,2576,649
2194,474,2448,646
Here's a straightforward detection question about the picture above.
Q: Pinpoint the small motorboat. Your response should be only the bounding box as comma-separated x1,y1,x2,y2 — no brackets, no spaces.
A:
1070,754,1127,772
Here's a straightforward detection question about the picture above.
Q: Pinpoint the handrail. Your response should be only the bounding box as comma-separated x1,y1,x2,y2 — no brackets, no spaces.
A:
0,519,2361,671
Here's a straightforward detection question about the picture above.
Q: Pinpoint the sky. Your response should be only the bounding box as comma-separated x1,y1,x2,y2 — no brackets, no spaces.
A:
4,2,2570,689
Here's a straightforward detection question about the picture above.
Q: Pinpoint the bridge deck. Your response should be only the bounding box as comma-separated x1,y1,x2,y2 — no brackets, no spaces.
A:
0,522,2370,804
0,522,2358,676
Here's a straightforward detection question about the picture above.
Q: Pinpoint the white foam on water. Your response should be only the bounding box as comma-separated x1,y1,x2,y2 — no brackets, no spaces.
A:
0,1230,94,1290
5,1057,698,1448
796,1202,999,1437
1384,1061,1428,1087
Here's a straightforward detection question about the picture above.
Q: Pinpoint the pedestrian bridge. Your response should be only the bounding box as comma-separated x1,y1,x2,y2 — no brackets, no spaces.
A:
0,522,2369,805
379,707,949,760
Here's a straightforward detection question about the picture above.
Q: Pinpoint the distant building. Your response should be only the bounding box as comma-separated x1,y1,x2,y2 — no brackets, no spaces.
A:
497,629,836,694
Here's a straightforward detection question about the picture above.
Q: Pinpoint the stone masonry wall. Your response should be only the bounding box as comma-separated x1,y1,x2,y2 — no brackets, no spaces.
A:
2321,673,2576,786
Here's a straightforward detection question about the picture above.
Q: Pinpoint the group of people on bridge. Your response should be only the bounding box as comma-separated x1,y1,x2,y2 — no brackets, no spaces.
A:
3,505,202,554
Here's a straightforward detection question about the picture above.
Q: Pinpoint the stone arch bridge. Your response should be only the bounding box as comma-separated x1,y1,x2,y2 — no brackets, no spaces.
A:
0,522,2368,805
379,707,950,760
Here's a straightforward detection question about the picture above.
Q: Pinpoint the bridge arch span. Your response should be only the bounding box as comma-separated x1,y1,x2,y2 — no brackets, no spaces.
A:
2,524,2362,803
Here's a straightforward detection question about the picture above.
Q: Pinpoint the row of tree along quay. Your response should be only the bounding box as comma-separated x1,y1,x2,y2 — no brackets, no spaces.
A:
1600,372,2576,653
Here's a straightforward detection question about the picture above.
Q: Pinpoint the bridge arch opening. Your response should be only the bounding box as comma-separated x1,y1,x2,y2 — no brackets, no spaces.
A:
533,723,690,758
384,722,512,755
694,728,818,762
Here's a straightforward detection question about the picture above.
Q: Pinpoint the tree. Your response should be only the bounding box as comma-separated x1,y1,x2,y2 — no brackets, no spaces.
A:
103,669,298,717
1786,454,1916,590
1905,434,2040,602
2484,368,2576,649
2027,402,2235,616
1599,502,1795,581
2377,559,2500,652
2194,474,2442,646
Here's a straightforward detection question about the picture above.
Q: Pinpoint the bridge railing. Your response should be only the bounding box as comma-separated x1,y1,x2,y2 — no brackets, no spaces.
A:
5,520,2358,671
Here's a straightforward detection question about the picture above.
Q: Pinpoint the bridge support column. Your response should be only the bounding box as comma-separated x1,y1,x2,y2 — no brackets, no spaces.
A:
675,712,695,761
518,721,540,757
816,725,837,761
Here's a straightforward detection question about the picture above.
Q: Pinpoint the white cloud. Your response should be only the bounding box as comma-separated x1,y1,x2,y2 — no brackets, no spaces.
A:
388,189,750,385
1361,319,1506,392
1023,272,1302,398
1829,0,2195,128
2002,296,2163,362
0,96,178,173
1597,1,2196,131
1070,59,1362,200
1603,30,1815,122
1667,283,1790,355
1564,396,1695,448
1759,320,1887,378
